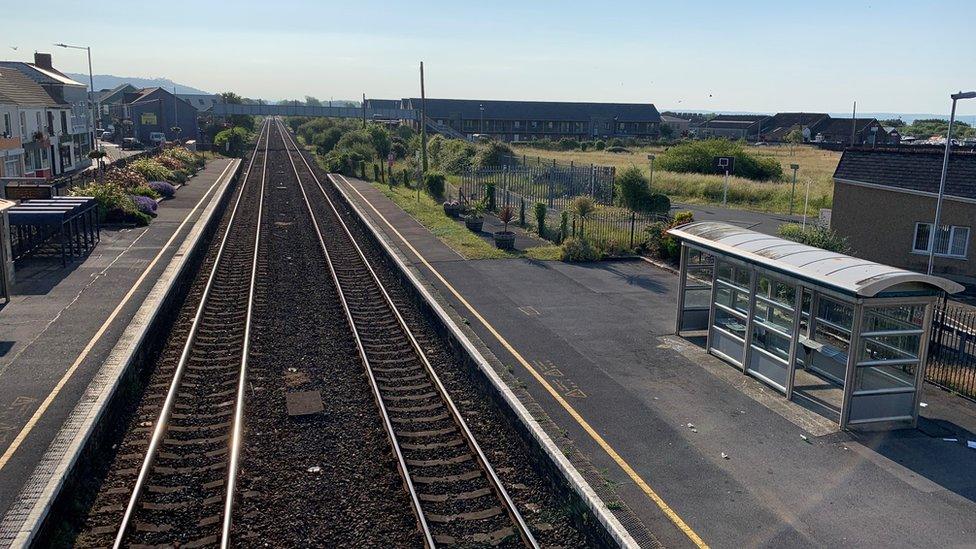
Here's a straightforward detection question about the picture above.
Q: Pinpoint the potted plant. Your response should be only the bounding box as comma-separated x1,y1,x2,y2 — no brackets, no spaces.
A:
443,199,461,218
464,199,486,232
494,205,517,250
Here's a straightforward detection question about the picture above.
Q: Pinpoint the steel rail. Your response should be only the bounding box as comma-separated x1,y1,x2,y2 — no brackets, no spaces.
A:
276,119,539,548
112,119,271,549
272,119,435,547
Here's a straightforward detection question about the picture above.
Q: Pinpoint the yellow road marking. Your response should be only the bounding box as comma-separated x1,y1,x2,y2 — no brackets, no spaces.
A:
337,175,709,548
0,161,236,472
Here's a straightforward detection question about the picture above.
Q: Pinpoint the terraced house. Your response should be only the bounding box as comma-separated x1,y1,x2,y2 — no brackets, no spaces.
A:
402,98,662,142
0,65,72,179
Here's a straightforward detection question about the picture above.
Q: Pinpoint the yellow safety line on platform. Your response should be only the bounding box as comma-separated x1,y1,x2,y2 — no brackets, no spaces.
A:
0,161,237,473
337,175,709,549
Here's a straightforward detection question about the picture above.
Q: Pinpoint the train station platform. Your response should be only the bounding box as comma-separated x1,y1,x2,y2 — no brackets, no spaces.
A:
333,174,976,549
0,158,238,522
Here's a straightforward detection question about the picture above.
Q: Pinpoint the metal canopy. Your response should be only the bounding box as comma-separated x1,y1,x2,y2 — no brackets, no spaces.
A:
668,222,964,297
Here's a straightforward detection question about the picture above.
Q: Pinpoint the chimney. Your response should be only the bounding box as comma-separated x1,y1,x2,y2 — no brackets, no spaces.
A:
34,52,53,70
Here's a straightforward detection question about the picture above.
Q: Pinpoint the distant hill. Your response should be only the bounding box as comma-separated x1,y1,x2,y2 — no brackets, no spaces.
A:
67,73,209,95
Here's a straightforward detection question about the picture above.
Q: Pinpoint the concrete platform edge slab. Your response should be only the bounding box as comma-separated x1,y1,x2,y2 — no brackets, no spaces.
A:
0,159,242,548
328,175,640,548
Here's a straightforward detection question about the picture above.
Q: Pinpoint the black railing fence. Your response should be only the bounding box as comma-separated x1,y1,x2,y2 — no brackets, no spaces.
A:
928,301,976,401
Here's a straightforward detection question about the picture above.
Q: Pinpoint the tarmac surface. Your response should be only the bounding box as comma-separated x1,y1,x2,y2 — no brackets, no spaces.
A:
337,175,976,549
0,158,234,519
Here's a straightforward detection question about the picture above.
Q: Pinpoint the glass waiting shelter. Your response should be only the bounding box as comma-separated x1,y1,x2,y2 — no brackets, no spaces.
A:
669,222,963,430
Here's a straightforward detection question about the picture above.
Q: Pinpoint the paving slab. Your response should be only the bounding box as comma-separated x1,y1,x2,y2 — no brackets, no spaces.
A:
0,158,236,519
336,175,976,548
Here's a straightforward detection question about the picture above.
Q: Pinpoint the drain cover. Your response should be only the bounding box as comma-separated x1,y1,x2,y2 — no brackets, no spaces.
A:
285,390,324,417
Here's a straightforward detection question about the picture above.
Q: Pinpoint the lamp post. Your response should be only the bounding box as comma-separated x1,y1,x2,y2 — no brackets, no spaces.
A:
54,43,99,167
928,91,976,275
479,104,485,136
789,163,799,215
647,154,655,190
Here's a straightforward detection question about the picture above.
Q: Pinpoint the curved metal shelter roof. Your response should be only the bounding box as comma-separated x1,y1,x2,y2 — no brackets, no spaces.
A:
668,222,964,297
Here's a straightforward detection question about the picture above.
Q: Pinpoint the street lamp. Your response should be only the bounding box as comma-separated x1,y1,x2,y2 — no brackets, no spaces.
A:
647,154,655,190
479,104,485,136
789,163,799,215
54,42,99,166
928,90,976,275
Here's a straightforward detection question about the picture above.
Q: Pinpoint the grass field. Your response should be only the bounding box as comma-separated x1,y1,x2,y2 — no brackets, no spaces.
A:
373,183,562,260
512,143,841,214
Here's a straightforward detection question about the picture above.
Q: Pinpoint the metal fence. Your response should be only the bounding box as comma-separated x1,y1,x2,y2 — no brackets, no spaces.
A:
928,301,976,401
458,163,616,211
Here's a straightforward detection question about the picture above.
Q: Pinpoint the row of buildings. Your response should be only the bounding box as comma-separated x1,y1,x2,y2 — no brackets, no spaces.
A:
686,112,895,146
0,53,94,178
96,84,200,145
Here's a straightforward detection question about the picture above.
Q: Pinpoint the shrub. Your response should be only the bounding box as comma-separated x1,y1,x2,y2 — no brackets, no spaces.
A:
580,142,590,151
617,166,653,212
156,155,185,171
439,139,477,174
424,171,446,200
474,140,514,169
373,163,381,181
594,140,606,150
559,210,569,243
608,138,624,148
71,182,138,223
647,194,671,213
130,158,175,182
778,223,851,253
130,194,158,216
655,139,783,181
103,167,148,189
214,126,251,157
534,202,547,237
605,146,630,153
570,196,596,239
130,185,162,199
148,180,177,198
561,238,602,262
484,182,496,210
644,210,695,263
163,146,204,170
557,138,580,151
497,205,515,232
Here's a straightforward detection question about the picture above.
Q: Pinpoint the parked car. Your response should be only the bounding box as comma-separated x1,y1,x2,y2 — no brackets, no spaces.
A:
149,132,166,146
101,130,115,141
122,137,145,150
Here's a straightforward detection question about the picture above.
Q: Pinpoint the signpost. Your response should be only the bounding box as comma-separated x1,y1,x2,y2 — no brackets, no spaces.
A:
714,156,735,206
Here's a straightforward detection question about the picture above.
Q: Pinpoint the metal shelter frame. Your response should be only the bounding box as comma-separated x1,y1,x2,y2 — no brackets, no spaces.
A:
669,222,964,430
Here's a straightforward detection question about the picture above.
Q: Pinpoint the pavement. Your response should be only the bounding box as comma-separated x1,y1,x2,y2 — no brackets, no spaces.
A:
99,142,143,164
673,202,803,235
0,158,235,519
335,175,976,549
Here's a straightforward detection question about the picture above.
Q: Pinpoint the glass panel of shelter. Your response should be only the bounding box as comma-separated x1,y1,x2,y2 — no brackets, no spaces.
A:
709,260,751,367
747,273,797,392
679,246,714,332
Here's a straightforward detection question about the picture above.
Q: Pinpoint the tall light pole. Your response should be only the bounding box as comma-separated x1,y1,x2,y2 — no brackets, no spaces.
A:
54,43,99,164
789,163,799,215
479,104,485,136
928,91,976,275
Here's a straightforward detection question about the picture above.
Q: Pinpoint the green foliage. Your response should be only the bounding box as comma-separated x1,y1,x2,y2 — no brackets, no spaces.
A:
778,223,851,253
129,185,161,199
214,127,251,157
519,198,526,226
656,139,783,181
71,182,140,223
605,146,630,153
880,118,905,128
217,92,255,131
365,124,392,158
373,163,381,181
474,140,514,169
659,123,675,139
570,196,596,239
484,182,496,210
594,140,606,150
424,171,446,200
497,205,515,232
129,158,175,182
534,202,547,237
559,210,569,243
557,138,580,150
899,118,974,139
560,238,602,262
439,139,478,174
784,129,804,144
608,138,624,148
617,166,652,211
643,211,695,263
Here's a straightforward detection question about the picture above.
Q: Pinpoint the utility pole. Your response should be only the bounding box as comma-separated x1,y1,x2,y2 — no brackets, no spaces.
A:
362,93,366,129
851,100,857,146
420,61,428,173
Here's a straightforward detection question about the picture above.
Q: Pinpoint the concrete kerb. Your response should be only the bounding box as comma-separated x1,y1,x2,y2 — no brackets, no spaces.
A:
0,159,242,548
327,175,639,548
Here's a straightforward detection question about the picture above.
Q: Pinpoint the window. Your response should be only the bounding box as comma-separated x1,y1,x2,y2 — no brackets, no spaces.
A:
2,113,10,137
20,111,27,138
913,223,970,258
61,111,68,134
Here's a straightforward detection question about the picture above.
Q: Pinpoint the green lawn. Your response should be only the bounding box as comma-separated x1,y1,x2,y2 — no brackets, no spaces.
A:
373,183,562,261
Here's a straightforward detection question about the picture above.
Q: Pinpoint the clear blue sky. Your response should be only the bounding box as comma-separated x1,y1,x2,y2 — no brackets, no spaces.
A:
5,0,975,116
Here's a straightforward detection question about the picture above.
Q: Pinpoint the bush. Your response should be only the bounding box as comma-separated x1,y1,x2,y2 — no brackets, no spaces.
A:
561,238,602,262
519,198,526,226
559,210,569,243
130,194,158,217
373,163,381,181
617,166,653,212
484,182,496,210
644,211,695,263
605,146,630,153
557,138,580,151
474,140,515,169
778,223,851,253
103,167,148,189
656,139,783,181
214,127,251,157
594,140,606,150
608,138,624,148
424,171,446,200
148,180,177,198
130,185,161,199
130,158,175,183
439,139,477,174
71,182,138,223
162,146,204,170
534,202,547,237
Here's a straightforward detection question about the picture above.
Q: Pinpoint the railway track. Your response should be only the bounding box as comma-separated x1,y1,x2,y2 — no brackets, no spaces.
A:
78,119,270,549
274,119,539,547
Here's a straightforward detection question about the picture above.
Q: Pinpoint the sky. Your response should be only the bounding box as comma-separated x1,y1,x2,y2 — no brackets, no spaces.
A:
4,0,976,117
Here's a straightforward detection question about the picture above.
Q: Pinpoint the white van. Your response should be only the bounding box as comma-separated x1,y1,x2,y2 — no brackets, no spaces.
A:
149,132,166,146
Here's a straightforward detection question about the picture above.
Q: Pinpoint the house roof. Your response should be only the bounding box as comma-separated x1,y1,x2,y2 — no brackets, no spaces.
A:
814,117,879,137
765,112,830,129
366,98,402,110
406,98,661,122
97,83,137,104
176,93,218,111
668,221,963,297
701,119,762,130
834,147,976,201
710,114,770,123
0,67,61,107
660,114,690,123
0,61,85,88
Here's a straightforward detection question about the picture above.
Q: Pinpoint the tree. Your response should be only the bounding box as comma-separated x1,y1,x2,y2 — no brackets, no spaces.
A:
783,128,804,156
365,124,392,158
214,127,250,157
659,123,675,140
617,166,653,211
570,196,596,239
216,91,255,131
880,118,905,128
304,96,322,106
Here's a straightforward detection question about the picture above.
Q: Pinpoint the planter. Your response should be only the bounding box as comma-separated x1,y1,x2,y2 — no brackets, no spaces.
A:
465,216,484,232
493,230,516,250
443,202,461,218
